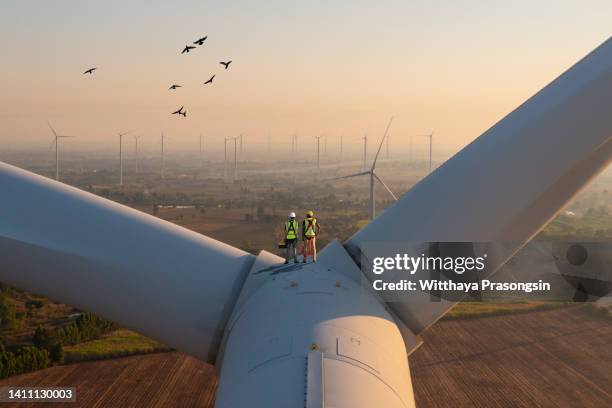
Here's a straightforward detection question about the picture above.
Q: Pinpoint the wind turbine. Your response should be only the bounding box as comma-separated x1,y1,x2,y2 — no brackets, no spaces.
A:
333,118,397,220
386,129,390,159
324,134,327,155
199,134,204,169
314,135,323,174
420,132,434,173
230,135,240,180
2,38,611,408
290,134,298,153
117,131,131,186
47,122,74,181
160,132,168,180
133,135,141,174
361,132,368,170
224,137,230,179
409,134,413,163
407,133,432,169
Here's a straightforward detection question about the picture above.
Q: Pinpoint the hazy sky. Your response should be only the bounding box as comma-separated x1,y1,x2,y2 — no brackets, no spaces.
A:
0,1,610,155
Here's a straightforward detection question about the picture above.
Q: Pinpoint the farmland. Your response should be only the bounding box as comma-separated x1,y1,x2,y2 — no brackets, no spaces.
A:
0,305,609,407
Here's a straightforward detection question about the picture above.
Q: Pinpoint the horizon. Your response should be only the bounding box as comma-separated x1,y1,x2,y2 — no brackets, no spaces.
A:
1,1,610,154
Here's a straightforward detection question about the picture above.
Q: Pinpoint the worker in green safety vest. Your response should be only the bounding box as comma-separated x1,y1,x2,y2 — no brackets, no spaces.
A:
301,210,320,263
283,212,299,264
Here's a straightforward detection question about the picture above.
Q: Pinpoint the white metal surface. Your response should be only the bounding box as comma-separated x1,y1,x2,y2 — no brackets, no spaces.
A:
0,162,254,362
215,248,416,408
306,351,325,408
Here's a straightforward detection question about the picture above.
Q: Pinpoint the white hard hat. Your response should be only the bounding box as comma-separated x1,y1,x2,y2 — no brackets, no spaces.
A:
289,212,296,218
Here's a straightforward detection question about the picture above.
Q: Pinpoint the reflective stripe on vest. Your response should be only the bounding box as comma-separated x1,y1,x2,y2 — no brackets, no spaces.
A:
285,220,298,239
303,218,317,237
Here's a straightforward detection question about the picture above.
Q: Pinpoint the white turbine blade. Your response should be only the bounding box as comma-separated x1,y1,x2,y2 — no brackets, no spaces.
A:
373,172,398,200
371,117,394,170
331,170,371,180
0,162,254,362
49,138,56,150
345,37,612,334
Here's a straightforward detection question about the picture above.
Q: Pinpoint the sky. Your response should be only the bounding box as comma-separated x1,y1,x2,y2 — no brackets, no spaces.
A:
0,0,610,156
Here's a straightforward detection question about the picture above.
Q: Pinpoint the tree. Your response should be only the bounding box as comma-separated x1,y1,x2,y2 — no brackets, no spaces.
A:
0,294,17,329
50,343,64,364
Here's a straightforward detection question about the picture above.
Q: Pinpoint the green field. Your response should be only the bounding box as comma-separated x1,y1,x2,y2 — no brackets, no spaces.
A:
64,329,171,362
441,301,574,321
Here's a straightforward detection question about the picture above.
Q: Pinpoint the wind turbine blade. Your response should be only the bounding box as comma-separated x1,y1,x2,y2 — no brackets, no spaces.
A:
330,170,371,180
47,121,58,137
0,162,255,362
373,172,398,200
49,138,56,150
346,37,612,335
371,117,394,170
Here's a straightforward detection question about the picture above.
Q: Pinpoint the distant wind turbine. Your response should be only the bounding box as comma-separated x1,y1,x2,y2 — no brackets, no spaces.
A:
161,132,168,180
199,134,205,169
361,132,368,170
324,134,327,155
417,132,434,173
117,131,131,186
47,122,75,181
224,137,230,179
332,118,397,220
426,132,434,173
134,135,142,173
409,135,413,163
231,136,240,180
315,135,323,175
290,134,298,153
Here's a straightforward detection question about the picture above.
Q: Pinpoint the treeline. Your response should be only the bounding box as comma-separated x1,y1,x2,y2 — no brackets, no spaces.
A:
33,312,117,365
0,344,48,379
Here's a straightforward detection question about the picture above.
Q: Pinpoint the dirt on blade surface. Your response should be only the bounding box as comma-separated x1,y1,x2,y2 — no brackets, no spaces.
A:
0,306,610,407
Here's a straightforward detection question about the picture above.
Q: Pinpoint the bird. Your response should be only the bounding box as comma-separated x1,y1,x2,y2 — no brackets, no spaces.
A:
193,36,208,46
83,68,97,75
172,106,187,117
181,45,196,54
204,75,215,85
169,84,182,90
220,61,232,69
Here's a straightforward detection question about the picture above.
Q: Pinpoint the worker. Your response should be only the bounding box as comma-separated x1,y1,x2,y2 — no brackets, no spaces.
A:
302,210,320,263
283,212,299,264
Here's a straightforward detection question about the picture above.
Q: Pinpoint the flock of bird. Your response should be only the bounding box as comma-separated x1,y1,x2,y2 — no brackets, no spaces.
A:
82,34,232,119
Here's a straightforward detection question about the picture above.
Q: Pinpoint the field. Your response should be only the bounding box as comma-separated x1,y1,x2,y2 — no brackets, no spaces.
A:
411,305,612,407
441,300,572,320
0,305,609,407
63,329,171,362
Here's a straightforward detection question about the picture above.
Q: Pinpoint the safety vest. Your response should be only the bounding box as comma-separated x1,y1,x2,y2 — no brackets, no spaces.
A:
285,220,298,240
303,218,317,238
